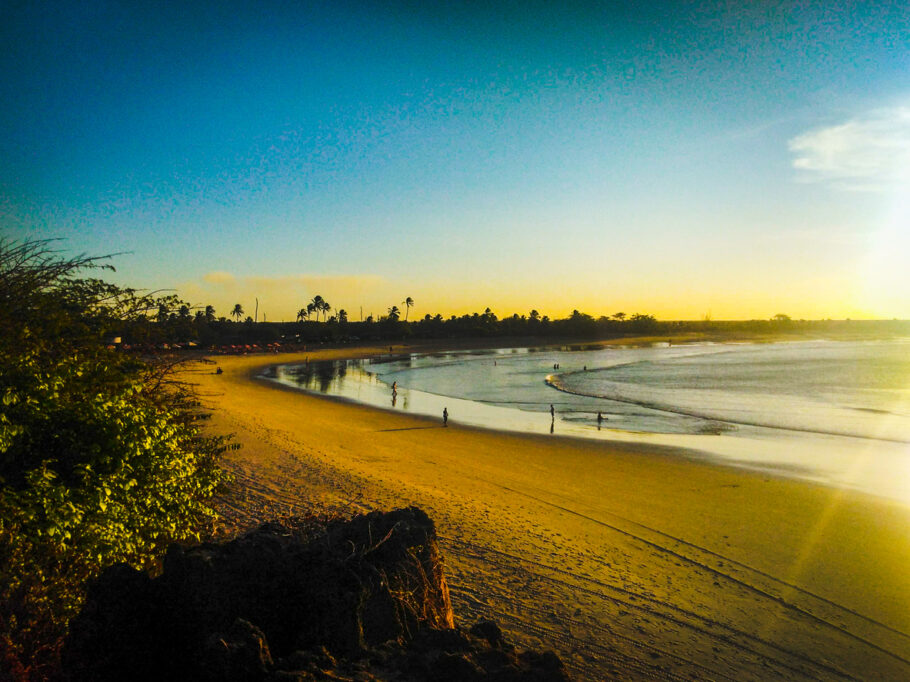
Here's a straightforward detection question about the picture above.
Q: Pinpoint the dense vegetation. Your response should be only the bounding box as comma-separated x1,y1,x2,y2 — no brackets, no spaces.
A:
0,240,230,680
146,300,908,350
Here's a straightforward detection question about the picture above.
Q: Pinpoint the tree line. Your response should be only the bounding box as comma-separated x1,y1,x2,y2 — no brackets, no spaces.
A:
139,298,665,347
148,298,909,349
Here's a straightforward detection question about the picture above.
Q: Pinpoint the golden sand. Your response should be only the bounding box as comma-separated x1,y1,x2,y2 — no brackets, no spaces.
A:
193,346,910,680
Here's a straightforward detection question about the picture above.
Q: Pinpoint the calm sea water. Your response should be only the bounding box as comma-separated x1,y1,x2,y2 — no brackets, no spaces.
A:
268,340,910,504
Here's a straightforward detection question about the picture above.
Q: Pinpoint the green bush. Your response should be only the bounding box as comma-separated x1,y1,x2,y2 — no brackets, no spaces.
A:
0,240,229,679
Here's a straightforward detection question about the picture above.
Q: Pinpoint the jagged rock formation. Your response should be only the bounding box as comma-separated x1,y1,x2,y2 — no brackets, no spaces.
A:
63,507,570,681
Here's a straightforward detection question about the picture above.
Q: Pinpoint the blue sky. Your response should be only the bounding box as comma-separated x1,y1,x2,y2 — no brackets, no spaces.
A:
2,1,908,320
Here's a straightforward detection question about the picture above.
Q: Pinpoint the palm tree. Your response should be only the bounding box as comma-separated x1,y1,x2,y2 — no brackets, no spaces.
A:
178,304,190,319
529,309,540,321
612,312,626,322
387,305,400,321
231,303,244,321
307,302,316,321
204,305,216,323
320,299,331,320
338,309,348,323
311,295,324,321
403,296,414,321
296,308,308,323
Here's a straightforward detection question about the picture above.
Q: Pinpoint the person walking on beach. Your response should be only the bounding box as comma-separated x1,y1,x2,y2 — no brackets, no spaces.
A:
443,407,448,427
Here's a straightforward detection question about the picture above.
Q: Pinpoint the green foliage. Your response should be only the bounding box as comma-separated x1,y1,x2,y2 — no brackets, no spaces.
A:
0,239,229,679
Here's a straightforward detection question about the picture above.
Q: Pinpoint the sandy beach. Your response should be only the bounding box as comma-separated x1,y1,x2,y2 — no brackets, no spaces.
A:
193,345,910,681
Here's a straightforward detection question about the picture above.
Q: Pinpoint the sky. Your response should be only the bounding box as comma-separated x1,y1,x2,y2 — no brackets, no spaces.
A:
2,1,908,321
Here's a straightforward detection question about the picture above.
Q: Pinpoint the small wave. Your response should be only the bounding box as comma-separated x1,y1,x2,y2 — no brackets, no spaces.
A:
546,376,910,444
851,407,892,415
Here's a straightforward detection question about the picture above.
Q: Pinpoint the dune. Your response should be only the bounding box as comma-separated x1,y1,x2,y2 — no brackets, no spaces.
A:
192,345,910,680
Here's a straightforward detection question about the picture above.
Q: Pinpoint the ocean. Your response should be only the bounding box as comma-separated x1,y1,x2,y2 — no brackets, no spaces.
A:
268,339,910,504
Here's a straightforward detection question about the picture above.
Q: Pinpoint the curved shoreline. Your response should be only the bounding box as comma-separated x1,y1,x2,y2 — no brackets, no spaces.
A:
266,346,910,503
194,345,910,680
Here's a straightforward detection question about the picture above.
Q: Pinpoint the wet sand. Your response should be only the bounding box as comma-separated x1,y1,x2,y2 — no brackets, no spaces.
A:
193,346,910,680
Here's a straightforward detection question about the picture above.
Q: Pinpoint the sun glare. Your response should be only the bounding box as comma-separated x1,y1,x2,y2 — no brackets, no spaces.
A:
861,192,910,318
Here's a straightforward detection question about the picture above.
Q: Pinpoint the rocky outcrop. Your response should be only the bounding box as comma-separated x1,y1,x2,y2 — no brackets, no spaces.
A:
63,507,570,681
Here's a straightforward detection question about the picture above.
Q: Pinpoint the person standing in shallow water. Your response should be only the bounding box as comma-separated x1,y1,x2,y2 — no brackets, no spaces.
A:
443,407,448,427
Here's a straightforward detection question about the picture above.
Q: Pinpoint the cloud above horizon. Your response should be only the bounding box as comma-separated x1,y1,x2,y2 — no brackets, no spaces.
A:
202,271,235,284
789,107,910,191
245,274,386,292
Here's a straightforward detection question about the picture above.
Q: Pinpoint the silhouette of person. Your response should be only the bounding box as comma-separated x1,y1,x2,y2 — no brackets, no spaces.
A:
443,407,448,427
597,411,604,429
550,404,555,419
392,381,397,391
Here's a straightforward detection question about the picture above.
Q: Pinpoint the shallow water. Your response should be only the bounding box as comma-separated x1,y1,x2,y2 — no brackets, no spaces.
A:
267,340,910,505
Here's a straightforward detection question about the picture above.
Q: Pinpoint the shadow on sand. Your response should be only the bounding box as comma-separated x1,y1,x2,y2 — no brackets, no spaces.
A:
377,426,444,432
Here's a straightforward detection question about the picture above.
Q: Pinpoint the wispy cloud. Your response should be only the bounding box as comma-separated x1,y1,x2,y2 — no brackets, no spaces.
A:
788,107,910,191
203,271,235,283
245,274,385,291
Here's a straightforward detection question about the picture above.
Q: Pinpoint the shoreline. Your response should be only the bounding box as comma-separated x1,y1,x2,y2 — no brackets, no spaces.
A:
193,343,910,680
263,341,910,505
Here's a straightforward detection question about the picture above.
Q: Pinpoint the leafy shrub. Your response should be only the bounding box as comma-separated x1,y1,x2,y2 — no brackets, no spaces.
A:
0,240,230,679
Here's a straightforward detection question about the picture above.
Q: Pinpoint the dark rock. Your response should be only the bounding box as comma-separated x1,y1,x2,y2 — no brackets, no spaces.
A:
63,507,570,681
471,620,505,648
202,618,273,682
61,563,174,681
433,651,484,681
277,645,336,676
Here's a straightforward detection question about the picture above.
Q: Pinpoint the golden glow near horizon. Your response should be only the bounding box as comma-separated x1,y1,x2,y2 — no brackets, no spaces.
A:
176,266,899,323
